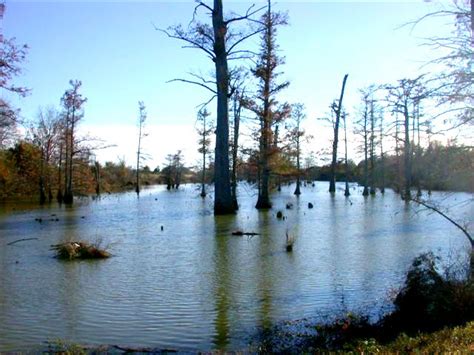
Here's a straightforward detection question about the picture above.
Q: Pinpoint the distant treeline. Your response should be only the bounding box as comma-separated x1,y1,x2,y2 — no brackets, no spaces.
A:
1,139,471,202
311,142,474,193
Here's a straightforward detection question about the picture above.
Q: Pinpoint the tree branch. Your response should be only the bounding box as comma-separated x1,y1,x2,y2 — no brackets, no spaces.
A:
411,196,473,249
167,78,217,94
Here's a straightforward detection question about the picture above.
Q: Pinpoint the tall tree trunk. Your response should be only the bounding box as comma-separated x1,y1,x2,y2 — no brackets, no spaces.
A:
403,100,412,200
362,103,369,196
256,117,271,208
343,113,350,196
57,142,63,203
415,103,422,197
369,100,376,195
39,148,46,204
363,125,369,196
201,111,207,198
95,161,101,195
329,74,348,193
136,116,142,196
231,94,241,208
274,124,282,192
380,115,385,194
256,4,273,209
63,118,69,203
212,0,234,214
201,149,206,197
294,136,301,195
395,113,401,194
64,107,75,204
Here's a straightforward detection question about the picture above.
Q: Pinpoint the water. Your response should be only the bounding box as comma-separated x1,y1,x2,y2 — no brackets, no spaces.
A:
0,182,472,351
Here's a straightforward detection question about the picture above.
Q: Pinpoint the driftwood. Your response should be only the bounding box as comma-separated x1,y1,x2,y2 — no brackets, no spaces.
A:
113,345,177,353
7,237,39,246
232,230,260,236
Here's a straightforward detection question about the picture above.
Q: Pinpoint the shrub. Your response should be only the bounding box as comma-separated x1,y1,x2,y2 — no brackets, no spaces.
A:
382,252,474,335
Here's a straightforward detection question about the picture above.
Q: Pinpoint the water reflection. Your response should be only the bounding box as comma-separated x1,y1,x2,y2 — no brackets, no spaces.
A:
0,183,471,351
212,215,233,349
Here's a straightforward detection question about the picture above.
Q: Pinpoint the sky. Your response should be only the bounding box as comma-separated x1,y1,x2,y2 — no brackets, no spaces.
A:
3,0,454,169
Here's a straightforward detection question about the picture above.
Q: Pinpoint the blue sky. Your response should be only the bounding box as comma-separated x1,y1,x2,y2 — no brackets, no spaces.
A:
3,0,451,168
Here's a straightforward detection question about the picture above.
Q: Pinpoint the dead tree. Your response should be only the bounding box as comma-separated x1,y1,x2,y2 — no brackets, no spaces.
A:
383,77,425,200
136,101,147,196
329,74,349,193
409,1,473,127
30,106,62,204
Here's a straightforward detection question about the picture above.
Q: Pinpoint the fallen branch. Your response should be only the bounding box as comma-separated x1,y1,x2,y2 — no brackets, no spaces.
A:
113,345,177,353
411,197,473,249
232,230,260,236
7,237,38,246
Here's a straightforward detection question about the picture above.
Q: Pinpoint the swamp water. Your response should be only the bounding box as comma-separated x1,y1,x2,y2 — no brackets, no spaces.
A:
0,182,472,351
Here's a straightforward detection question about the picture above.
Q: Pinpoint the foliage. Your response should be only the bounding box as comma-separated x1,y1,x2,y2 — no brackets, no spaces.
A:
243,0,290,208
0,29,30,147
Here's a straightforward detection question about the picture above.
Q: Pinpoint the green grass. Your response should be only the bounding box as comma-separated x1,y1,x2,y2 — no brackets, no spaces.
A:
352,321,474,353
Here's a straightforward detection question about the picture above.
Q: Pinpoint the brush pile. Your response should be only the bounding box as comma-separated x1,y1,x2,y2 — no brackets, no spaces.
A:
51,241,110,260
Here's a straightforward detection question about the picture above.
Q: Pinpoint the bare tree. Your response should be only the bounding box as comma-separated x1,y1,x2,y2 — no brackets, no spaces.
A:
286,103,306,196
29,107,63,204
354,88,371,196
383,76,426,200
329,74,349,193
136,101,147,196
379,110,386,194
161,0,264,214
411,1,473,127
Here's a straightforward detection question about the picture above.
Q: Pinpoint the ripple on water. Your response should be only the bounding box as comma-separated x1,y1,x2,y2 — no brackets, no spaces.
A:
0,183,472,351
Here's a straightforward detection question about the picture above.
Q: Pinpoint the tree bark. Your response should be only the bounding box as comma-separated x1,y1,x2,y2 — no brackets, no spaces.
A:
329,74,348,193
231,94,241,209
63,105,75,205
255,3,274,209
212,0,234,214
294,122,301,196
